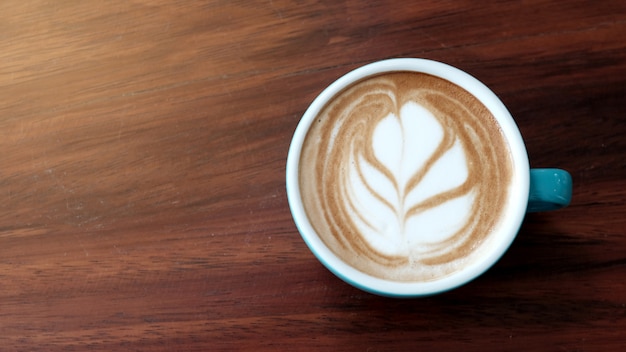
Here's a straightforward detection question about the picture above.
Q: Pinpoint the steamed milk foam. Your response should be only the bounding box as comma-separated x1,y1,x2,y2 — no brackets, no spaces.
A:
299,72,513,282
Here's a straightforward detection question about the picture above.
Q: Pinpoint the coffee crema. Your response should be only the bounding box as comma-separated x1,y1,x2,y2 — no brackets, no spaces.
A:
299,72,513,282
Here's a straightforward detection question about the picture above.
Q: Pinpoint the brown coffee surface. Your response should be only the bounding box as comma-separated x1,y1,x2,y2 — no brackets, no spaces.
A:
299,72,513,282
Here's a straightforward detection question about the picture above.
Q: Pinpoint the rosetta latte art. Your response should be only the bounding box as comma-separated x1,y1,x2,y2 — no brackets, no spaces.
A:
300,72,512,282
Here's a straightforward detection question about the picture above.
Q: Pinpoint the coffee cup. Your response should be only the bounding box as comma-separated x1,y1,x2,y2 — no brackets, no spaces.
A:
286,58,572,297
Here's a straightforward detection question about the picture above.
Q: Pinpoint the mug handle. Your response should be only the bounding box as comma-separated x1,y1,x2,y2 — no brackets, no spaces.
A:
527,168,573,212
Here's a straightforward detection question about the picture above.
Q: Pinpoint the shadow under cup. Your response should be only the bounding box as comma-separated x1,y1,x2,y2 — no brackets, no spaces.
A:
286,58,572,297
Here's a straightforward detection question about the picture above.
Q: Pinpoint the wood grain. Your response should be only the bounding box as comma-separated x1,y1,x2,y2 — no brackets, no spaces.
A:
1,0,625,350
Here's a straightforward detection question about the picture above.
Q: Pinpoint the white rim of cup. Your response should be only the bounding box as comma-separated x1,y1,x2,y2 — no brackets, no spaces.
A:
286,58,530,297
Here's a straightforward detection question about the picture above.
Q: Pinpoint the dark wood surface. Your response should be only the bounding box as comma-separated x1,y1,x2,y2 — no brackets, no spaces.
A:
1,1,625,350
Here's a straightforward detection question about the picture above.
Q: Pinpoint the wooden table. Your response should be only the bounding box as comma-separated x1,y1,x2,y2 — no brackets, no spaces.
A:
1,1,625,350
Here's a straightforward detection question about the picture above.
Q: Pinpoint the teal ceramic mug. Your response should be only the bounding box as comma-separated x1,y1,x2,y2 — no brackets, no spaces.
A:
286,58,572,297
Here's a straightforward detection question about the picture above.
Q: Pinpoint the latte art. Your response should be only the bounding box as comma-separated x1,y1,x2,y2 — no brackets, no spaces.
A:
299,72,513,281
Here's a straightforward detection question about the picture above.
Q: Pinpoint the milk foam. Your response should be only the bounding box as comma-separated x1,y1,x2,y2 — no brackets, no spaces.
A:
299,72,513,282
